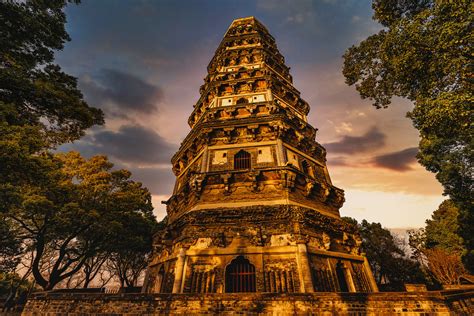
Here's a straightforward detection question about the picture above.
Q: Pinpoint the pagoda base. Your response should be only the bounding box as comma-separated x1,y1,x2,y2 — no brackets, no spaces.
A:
144,205,377,294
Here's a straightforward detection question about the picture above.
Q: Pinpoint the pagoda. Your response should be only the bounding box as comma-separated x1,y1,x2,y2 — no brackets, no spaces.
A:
144,17,378,294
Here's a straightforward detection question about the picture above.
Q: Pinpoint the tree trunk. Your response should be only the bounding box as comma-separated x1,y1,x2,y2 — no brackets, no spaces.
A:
83,275,91,288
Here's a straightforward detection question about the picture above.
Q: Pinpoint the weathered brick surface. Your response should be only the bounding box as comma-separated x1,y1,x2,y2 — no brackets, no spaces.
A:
20,290,473,315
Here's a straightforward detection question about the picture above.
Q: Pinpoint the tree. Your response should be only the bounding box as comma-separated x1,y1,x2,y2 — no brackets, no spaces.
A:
106,193,157,288
3,152,155,290
1,1,159,292
343,217,426,291
424,248,465,285
61,152,157,288
408,200,467,286
0,0,103,145
0,218,23,273
0,219,25,312
108,252,150,289
1,0,104,279
342,0,473,271
0,271,35,312
425,199,464,254
79,254,110,289
407,228,426,265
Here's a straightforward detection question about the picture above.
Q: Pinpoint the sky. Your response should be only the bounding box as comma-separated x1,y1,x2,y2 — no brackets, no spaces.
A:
58,0,445,228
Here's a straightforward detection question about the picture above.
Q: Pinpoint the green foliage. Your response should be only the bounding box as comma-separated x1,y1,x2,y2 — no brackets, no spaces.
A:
107,206,157,288
342,0,473,271
0,0,103,145
0,124,60,278
59,152,158,288
343,217,426,291
408,200,467,285
0,0,106,287
0,219,23,273
0,272,34,301
425,199,465,254
0,0,158,291
407,228,426,263
2,152,156,290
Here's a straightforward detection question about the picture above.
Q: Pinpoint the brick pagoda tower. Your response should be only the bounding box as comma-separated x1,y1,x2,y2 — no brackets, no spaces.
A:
144,17,378,294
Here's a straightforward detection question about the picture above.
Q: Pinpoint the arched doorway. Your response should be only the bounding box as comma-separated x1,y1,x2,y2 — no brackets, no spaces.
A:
225,256,256,292
234,150,251,170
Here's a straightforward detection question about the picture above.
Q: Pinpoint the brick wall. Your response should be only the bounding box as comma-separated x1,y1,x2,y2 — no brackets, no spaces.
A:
20,290,473,315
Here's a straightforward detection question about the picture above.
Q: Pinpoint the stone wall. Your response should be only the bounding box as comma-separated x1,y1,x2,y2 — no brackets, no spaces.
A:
21,290,473,315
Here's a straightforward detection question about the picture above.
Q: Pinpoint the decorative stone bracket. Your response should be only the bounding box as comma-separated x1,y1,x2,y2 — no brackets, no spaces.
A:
247,170,261,192
189,173,206,198
329,187,345,208
220,173,233,194
245,104,258,114
304,180,315,197
267,103,278,114
280,169,297,191
223,127,238,144
247,124,259,139
270,122,290,137
342,232,362,255
315,182,330,202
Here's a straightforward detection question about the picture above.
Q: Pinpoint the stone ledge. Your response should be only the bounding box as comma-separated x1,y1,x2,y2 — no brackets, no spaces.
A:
28,291,450,300
21,290,473,315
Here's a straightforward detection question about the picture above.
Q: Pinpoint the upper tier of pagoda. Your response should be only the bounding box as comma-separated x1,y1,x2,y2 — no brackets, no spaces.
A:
187,16,310,129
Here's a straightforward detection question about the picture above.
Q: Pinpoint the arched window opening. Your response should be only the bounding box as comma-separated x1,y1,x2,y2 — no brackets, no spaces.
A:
236,97,247,104
225,256,256,293
336,261,349,292
234,150,251,170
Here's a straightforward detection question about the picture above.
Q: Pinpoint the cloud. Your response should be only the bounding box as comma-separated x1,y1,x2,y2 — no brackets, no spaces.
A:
285,13,309,24
79,69,163,117
351,15,361,23
63,125,177,166
129,167,175,196
92,125,176,165
372,147,418,171
327,156,349,167
323,126,386,154
335,121,353,134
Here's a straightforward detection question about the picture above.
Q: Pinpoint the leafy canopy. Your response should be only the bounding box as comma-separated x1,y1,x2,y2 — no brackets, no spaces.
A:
425,199,464,254
0,219,23,273
4,152,156,290
0,0,103,145
343,0,473,271
408,199,466,286
1,0,106,249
